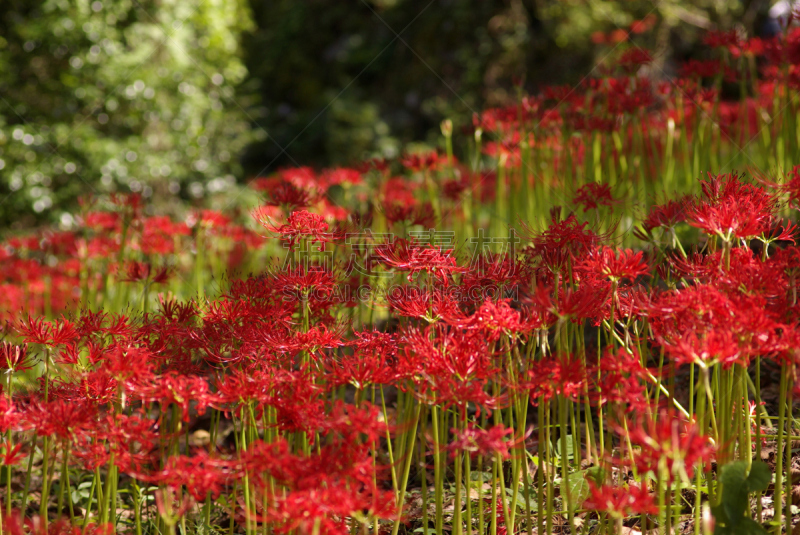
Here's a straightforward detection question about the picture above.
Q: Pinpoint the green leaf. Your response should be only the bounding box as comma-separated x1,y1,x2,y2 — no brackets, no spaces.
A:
713,461,772,535
564,470,590,506
744,461,771,493
555,435,575,460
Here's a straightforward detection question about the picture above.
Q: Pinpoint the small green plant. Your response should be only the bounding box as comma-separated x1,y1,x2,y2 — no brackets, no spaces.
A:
711,460,771,535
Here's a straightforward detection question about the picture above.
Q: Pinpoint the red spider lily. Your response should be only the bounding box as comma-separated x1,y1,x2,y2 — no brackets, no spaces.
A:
72,412,158,473
686,172,777,241
524,212,609,275
253,178,313,211
583,481,658,517
261,323,346,354
624,410,715,482
271,263,339,302
649,285,787,368
617,48,654,73
679,59,724,79
326,330,399,388
45,368,119,406
1,512,113,535
589,347,649,412
129,372,216,422
525,354,587,403
456,298,541,340
257,209,340,248
576,246,649,284
21,398,97,441
243,438,396,533
638,197,689,234
122,261,170,284
398,326,502,410
573,183,618,212
401,326,495,382
315,401,389,444
374,238,465,284
531,282,608,323
75,310,133,339
151,452,242,501
387,285,466,323
82,211,121,232
0,441,24,466
703,29,742,49
320,167,363,188
0,396,20,433
400,151,443,173
0,342,33,373
139,215,190,255
17,315,79,347
381,200,436,228
447,423,514,459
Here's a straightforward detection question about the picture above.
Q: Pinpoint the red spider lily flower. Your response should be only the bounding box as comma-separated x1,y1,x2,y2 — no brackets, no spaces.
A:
0,342,33,374
398,326,502,411
320,167,363,188
256,178,314,209
447,423,514,459
525,354,587,403
1,512,113,535
625,410,715,482
524,212,610,275
583,481,658,517
139,215,190,255
531,282,608,323
387,285,466,323
457,298,541,340
679,59,724,79
316,401,389,445
82,211,121,232
258,209,340,248
17,315,79,347
129,372,216,422
72,412,158,473
375,238,465,284
75,310,133,339
151,452,242,501
686,172,777,241
122,261,170,284
589,347,649,412
381,201,436,229
649,285,786,368
617,48,653,73
0,441,25,466
703,29,742,49
572,183,618,212
243,438,396,533
271,262,338,300
639,197,689,234
400,151,443,173
262,323,346,355
48,370,119,406
0,396,21,433
21,398,97,441
189,209,231,229
327,331,399,389
360,157,390,173
576,246,649,284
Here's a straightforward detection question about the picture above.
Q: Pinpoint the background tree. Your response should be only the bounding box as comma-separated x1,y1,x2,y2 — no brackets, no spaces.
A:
0,0,255,229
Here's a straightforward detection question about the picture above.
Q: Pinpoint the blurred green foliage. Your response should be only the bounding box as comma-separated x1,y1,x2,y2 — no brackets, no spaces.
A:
0,0,771,227
241,0,768,171
0,0,254,229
